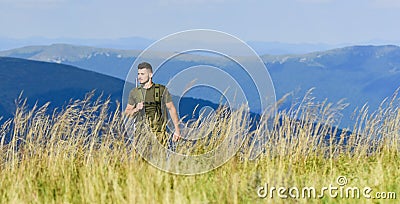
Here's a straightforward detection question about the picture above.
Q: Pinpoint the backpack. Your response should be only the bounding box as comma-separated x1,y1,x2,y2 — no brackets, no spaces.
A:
135,84,168,131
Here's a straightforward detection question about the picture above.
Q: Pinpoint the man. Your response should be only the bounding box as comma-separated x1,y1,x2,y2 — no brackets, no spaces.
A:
125,62,181,146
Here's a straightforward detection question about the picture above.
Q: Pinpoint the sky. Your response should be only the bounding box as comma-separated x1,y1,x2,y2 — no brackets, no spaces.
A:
1,0,400,45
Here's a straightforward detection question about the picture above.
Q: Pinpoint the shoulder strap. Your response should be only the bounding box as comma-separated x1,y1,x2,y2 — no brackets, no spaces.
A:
154,84,160,103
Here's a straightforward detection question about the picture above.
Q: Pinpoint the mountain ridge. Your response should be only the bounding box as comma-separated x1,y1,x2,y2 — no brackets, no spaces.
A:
1,44,400,128
0,56,126,120
0,56,230,125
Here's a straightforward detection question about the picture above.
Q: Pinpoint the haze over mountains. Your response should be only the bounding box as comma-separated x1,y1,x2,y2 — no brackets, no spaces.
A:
0,36,343,55
1,44,399,128
0,44,139,79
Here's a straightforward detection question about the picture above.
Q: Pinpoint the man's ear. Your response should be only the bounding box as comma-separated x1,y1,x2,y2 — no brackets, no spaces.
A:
149,72,153,78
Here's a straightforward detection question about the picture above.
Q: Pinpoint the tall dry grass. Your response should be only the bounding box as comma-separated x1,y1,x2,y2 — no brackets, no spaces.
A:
0,90,399,203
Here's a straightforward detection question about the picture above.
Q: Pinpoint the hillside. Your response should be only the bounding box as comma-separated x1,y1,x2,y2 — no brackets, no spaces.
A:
263,45,400,126
0,57,125,120
0,57,226,124
0,44,140,79
1,44,400,128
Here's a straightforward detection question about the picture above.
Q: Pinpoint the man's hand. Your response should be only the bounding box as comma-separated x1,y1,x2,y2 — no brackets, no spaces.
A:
136,102,144,110
166,101,181,142
172,130,181,142
125,102,144,116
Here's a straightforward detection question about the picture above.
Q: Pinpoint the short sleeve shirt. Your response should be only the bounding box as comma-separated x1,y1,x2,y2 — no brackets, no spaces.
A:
128,83,172,131
128,83,172,106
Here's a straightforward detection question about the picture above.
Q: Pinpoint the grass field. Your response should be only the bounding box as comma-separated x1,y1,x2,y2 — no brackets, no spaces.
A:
0,91,399,203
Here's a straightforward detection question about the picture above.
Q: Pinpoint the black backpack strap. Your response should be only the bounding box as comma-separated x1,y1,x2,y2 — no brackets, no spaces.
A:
154,84,160,103
154,84,167,123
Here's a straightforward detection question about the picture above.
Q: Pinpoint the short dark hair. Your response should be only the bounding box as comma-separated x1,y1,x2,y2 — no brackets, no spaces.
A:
138,62,153,73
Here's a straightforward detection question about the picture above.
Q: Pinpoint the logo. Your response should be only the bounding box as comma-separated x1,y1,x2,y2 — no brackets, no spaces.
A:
123,29,276,175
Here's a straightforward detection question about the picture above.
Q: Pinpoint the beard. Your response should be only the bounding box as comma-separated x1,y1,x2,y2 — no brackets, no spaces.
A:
140,78,150,84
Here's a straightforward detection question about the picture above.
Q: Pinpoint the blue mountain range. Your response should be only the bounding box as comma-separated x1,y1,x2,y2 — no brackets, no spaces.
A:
1,44,399,129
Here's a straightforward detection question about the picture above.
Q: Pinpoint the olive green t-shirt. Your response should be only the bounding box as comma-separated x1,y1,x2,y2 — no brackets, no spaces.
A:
128,83,172,131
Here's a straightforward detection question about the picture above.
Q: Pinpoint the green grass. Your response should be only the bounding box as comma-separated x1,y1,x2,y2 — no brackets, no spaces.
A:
0,91,399,203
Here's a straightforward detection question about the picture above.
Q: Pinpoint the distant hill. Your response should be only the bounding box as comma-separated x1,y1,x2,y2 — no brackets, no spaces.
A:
0,44,140,79
263,45,400,100
247,41,337,55
263,45,400,127
0,36,344,55
0,57,226,124
1,44,400,128
0,44,228,80
0,36,155,53
0,57,126,120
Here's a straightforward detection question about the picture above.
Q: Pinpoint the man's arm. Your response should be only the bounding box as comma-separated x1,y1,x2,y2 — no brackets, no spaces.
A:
165,101,181,142
125,103,143,116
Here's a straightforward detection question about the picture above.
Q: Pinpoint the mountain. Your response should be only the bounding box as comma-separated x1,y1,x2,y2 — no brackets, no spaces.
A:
0,36,349,55
1,44,400,128
0,44,233,80
263,45,400,127
247,41,338,55
0,57,228,126
0,57,126,121
0,36,155,52
0,44,140,79
263,45,400,99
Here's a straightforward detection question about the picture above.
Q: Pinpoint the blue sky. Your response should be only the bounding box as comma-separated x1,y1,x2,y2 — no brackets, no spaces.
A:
1,0,400,45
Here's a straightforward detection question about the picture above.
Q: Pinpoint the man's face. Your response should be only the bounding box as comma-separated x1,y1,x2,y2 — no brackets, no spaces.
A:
138,68,152,84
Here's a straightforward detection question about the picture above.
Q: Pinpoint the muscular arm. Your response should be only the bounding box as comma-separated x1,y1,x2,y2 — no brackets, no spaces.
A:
166,101,181,141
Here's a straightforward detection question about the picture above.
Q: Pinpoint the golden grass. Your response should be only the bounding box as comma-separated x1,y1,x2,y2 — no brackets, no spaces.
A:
0,90,399,203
